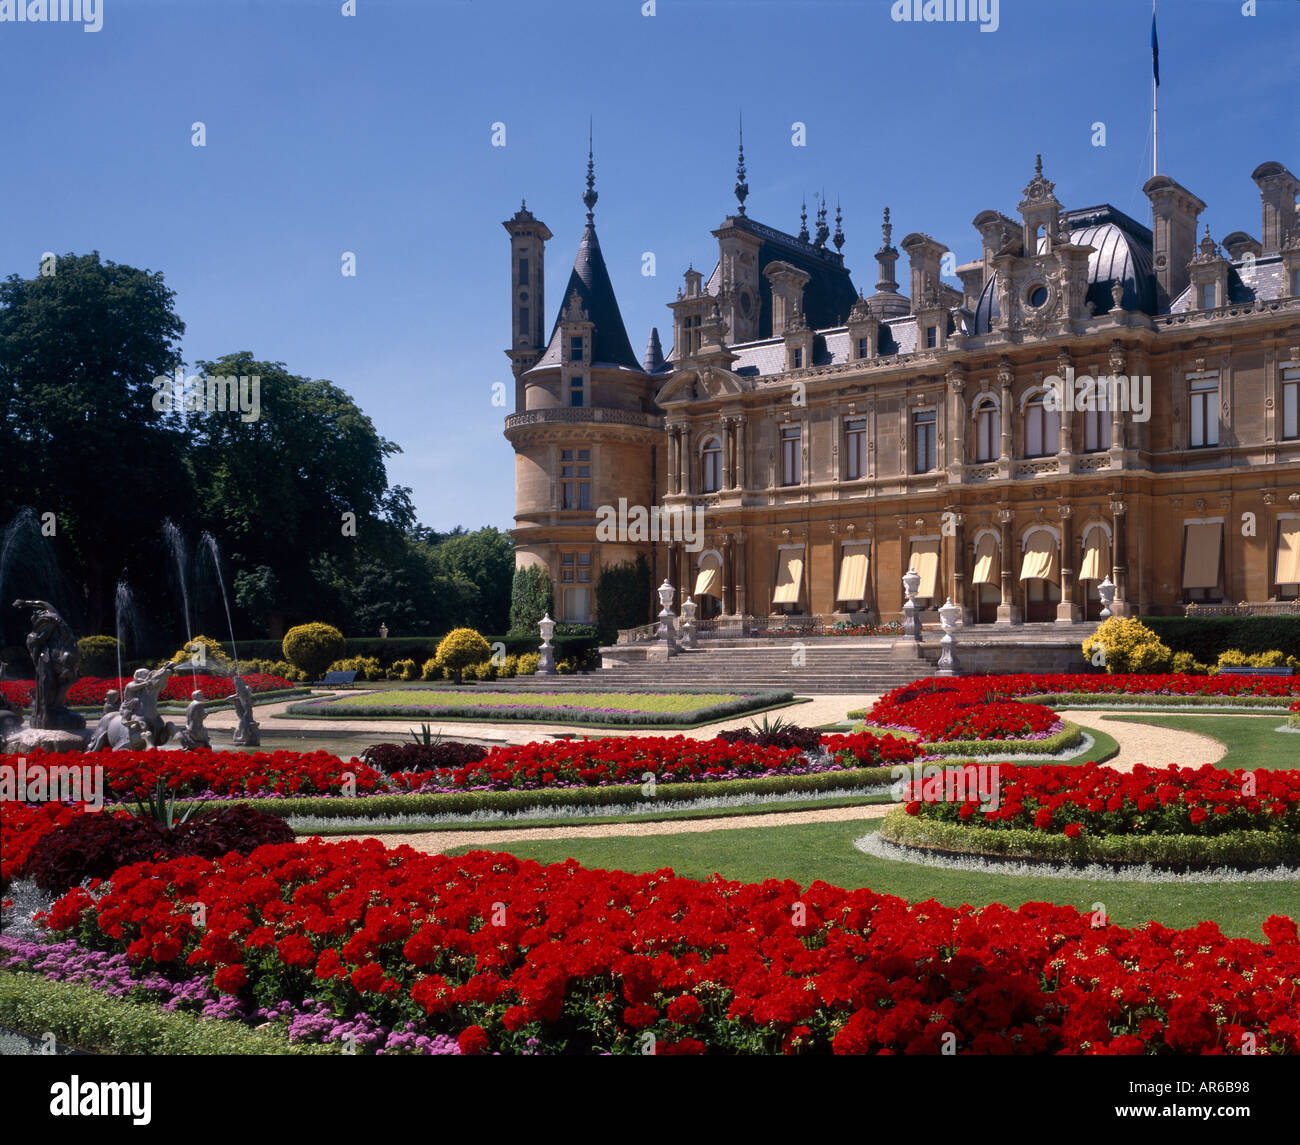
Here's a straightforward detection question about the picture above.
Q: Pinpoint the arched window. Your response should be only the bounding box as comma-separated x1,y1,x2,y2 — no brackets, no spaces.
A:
1024,393,1059,457
700,437,723,493
973,397,998,462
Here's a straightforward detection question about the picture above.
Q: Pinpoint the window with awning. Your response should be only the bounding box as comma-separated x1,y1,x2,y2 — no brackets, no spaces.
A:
773,548,804,605
1078,529,1111,581
693,553,723,599
972,534,1000,585
836,545,870,602
1181,522,1222,589
908,539,940,599
1019,530,1060,584
1275,521,1300,585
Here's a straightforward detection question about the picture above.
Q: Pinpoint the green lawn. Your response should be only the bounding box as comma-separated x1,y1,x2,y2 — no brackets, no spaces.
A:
451,820,1299,939
1101,713,1300,770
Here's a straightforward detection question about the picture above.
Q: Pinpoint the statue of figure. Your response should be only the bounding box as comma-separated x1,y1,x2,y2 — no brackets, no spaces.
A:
178,690,210,749
103,689,121,714
12,600,84,730
231,675,261,747
87,696,150,752
122,660,180,746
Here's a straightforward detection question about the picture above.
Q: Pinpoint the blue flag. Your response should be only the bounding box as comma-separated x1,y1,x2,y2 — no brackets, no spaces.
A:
1152,5,1160,87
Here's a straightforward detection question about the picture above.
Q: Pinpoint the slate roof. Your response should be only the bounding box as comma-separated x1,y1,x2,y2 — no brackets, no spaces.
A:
973,204,1157,334
1168,254,1290,313
727,315,919,379
527,219,643,374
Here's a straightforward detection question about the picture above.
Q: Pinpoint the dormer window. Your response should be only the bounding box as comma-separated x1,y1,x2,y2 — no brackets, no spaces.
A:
925,326,938,349
792,347,803,368
1200,283,1218,310
857,337,870,359
569,337,584,363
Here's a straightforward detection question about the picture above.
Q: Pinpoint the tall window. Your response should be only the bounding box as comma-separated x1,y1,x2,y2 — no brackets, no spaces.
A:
560,448,590,509
568,375,584,407
518,257,529,284
781,425,801,486
1025,395,1060,457
1189,376,1219,448
569,336,584,363
925,325,938,349
845,418,866,480
792,347,804,368
913,410,936,474
560,552,592,623
1282,369,1299,441
1200,282,1218,310
1084,408,1112,451
974,399,998,462
519,308,529,337
857,337,871,359
701,437,722,493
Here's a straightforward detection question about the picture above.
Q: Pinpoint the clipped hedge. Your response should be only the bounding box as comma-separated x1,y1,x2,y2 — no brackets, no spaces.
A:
219,634,599,671
851,721,1086,758
0,972,331,1055
877,807,1300,868
143,763,906,822
1145,616,1300,663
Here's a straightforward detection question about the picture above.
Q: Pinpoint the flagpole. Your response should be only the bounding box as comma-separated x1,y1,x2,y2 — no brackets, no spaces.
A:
1152,0,1159,177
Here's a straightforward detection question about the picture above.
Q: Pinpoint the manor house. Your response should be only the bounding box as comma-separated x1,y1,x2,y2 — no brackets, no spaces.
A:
503,143,1300,629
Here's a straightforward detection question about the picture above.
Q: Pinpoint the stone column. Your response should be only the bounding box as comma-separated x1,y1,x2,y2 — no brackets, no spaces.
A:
735,535,748,617
734,418,746,490
996,507,1021,625
947,368,966,474
1109,340,1127,461
997,359,1014,479
668,428,680,495
1057,350,1074,472
725,420,736,488
1110,498,1129,616
949,511,969,624
1056,504,1081,623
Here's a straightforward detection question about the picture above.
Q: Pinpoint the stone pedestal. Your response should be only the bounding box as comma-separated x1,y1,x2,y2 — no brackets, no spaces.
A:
1,727,91,754
995,602,1023,625
1054,601,1082,624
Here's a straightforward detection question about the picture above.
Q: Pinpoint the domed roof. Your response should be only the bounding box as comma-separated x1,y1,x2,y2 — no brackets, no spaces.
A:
972,208,1156,334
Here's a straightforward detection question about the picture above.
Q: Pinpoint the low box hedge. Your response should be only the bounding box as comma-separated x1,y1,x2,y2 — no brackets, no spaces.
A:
281,689,798,728
219,634,600,671
0,972,331,1055
877,807,1300,868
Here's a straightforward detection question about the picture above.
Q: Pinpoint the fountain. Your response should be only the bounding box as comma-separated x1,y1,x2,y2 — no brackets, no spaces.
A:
161,519,194,648
200,532,240,674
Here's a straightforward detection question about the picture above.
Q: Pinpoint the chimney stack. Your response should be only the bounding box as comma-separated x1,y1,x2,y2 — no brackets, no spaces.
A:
1143,174,1206,311
1251,162,1300,255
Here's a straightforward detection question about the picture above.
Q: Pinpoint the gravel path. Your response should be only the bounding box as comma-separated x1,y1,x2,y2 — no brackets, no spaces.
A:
309,708,1232,854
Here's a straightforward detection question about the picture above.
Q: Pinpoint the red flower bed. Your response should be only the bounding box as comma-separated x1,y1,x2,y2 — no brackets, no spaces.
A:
903,762,1300,836
388,732,916,792
0,674,293,710
868,680,1060,741
7,749,385,799
42,841,1300,1054
1,801,92,889
975,673,1300,700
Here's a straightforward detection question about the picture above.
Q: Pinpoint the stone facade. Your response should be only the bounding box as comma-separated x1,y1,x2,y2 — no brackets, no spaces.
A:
506,151,1300,629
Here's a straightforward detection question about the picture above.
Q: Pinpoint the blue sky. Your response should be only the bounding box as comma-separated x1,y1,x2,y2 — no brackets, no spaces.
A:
1,0,1296,532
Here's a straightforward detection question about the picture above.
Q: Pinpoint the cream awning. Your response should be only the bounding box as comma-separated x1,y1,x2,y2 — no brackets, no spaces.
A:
1182,523,1222,589
693,566,722,599
1276,522,1300,585
1079,529,1111,581
908,540,940,599
836,546,870,602
773,548,804,605
1019,531,1059,584
972,534,1000,586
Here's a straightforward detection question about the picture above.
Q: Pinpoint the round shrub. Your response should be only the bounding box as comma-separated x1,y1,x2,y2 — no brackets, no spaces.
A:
435,628,492,683
172,805,295,858
517,652,540,675
24,813,168,895
168,634,234,673
388,658,419,681
1082,617,1172,675
76,636,120,677
420,657,444,681
282,623,346,681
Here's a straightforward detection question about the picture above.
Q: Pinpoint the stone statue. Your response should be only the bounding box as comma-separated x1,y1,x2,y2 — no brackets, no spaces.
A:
0,661,21,736
178,689,210,749
103,689,121,714
12,599,84,730
122,660,180,746
87,696,150,752
231,675,261,747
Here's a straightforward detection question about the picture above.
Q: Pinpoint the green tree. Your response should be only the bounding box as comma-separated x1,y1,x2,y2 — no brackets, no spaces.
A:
509,565,553,636
0,252,189,636
594,555,652,644
430,527,514,633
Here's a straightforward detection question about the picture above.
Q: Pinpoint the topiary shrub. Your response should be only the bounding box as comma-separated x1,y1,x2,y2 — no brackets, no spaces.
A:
1082,616,1172,674
435,628,491,684
171,805,295,858
76,636,120,677
386,658,419,681
24,814,168,895
168,634,234,673
282,623,346,681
